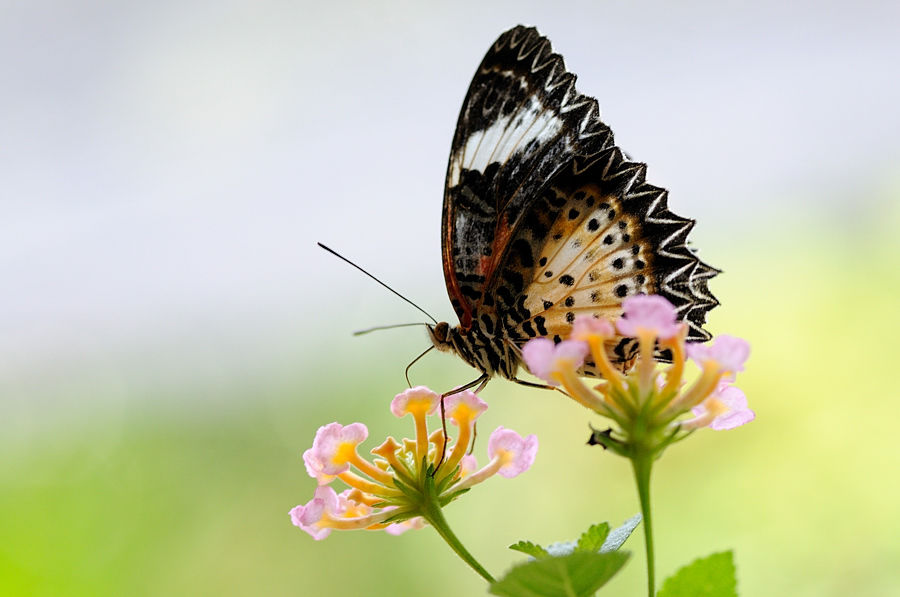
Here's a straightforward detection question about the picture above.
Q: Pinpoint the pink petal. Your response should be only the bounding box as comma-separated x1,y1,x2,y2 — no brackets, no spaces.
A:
289,505,304,527
710,408,755,430
390,386,440,417
290,486,339,540
687,335,750,374
616,295,679,339
571,315,615,340
459,454,478,477
384,516,425,536
444,390,488,425
302,448,334,485
311,422,368,475
488,426,539,478
554,340,589,368
711,385,755,430
521,338,556,381
710,335,750,372
692,385,755,430
521,338,588,385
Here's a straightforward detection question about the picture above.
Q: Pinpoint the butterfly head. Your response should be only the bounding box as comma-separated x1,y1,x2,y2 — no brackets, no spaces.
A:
426,321,455,354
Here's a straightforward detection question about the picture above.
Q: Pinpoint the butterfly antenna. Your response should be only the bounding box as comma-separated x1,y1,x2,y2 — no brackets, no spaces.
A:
317,243,438,324
404,345,435,387
353,322,429,336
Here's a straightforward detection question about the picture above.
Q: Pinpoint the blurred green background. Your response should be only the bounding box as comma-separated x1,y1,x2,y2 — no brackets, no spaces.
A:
3,1,900,596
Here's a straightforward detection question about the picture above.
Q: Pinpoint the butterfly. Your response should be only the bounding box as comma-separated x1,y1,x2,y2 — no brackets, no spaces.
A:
425,26,719,391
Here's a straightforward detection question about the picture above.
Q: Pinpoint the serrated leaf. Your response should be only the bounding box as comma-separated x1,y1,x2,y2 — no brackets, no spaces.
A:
490,551,629,597
599,514,641,553
576,523,610,553
657,551,737,597
543,540,577,557
509,540,551,560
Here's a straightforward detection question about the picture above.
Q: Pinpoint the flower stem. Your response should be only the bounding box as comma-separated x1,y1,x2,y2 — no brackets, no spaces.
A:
632,451,655,597
422,499,495,583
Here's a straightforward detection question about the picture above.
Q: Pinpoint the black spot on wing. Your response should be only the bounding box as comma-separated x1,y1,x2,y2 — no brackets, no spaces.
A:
510,238,534,268
480,313,495,335
522,321,536,337
502,268,525,292
534,315,548,335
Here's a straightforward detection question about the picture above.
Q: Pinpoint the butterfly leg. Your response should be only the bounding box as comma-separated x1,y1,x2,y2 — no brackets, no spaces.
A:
504,341,560,392
442,374,490,397
434,374,490,471
510,377,557,391
511,376,571,400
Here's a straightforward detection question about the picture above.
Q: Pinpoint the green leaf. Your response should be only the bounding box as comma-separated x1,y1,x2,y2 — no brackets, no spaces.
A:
657,551,737,597
543,540,577,557
391,477,419,500
490,551,629,597
513,514,641,565
509,540,551,560
438,487,470,506
599,514,641,553
576,523,610,553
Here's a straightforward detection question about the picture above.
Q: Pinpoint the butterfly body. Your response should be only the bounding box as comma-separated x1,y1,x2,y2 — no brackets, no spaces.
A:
432,26,719,383
428,319,519,380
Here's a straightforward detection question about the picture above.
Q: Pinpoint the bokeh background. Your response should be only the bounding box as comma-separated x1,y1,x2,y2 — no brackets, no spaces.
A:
3,1,899,595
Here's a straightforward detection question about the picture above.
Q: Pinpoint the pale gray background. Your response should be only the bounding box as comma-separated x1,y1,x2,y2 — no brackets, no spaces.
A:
3,0,899,431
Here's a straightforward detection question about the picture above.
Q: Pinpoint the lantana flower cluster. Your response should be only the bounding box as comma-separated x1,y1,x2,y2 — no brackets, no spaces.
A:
522,295,754,458
291,386,537,540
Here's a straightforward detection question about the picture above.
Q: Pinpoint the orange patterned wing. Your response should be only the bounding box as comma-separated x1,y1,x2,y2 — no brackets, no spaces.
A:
501,148,720,374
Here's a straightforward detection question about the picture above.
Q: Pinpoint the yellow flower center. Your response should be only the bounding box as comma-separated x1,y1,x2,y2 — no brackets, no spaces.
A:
334,441,356,465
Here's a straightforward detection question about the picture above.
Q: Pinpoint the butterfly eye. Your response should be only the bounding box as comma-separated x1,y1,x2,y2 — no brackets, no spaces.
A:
433,322,450,343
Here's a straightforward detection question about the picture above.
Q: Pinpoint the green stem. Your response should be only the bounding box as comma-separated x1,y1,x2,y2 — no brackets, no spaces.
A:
422,499,495,583
632,451,655,597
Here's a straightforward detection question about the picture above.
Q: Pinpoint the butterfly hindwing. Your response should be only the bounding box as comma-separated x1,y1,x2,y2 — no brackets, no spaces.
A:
503,145,719,345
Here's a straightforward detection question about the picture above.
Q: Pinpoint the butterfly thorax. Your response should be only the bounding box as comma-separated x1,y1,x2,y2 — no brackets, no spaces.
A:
427,320,518,380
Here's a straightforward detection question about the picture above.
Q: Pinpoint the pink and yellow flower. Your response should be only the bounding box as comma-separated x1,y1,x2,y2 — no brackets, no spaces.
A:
290,386,537,540
684,383,755,431
521,294,754,457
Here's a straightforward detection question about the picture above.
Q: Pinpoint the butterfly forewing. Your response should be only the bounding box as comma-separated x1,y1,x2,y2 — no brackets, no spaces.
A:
438,26,719,382
442,27,613,331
